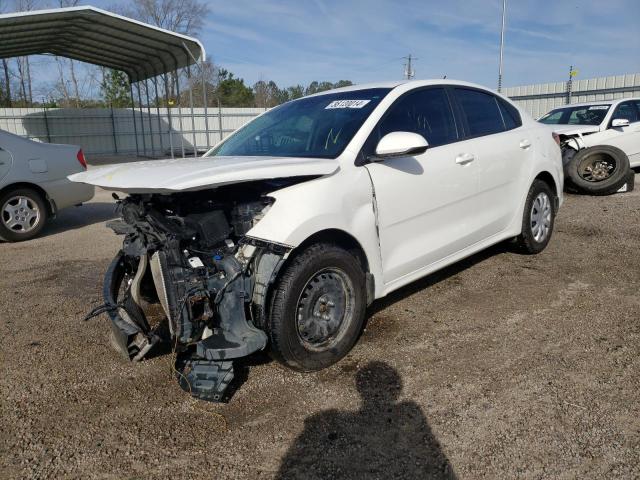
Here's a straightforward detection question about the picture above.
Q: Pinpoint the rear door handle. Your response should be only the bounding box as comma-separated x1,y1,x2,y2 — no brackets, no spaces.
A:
455,153,475,165
519,139,532,149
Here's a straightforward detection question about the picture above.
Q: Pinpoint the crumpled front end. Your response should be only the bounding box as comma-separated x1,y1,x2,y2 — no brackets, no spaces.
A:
96,181,295,401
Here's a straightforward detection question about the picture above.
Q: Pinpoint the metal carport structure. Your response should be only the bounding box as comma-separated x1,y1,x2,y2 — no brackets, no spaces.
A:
0,5,210,158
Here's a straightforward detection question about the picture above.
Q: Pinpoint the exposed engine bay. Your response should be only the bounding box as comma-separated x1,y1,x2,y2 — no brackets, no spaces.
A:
94,179,307,401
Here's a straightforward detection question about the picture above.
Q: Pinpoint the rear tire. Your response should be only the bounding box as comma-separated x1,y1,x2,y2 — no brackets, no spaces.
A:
267,243,367,372
515,180,556,254
565,145,630,195
0,187,48,242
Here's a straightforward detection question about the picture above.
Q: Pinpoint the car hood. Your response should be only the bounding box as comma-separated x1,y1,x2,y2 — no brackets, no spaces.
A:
68,156,340,193
548,124,601,136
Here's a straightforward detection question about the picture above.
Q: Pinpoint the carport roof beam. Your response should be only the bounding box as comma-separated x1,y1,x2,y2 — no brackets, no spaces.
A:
0,6,205,82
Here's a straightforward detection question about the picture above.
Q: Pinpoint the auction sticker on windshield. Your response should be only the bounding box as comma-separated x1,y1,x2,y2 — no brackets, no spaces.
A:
325,99,371,109
588,105,610,110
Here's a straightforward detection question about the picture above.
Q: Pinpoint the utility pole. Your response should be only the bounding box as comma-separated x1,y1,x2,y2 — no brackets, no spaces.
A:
567,66,578,104
497,0,507,92
403,54,416,80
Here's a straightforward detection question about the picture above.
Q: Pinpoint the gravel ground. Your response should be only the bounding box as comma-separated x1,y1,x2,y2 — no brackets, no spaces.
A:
1,176,639,479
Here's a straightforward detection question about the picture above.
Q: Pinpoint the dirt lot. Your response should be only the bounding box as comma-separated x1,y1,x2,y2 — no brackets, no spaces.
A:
1,176,639,479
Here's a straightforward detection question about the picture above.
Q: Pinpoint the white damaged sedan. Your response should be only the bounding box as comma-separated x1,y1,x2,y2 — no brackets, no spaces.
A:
71,80,563,401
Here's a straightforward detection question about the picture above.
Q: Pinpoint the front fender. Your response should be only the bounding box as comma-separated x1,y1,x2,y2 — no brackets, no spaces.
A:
246,168,385,298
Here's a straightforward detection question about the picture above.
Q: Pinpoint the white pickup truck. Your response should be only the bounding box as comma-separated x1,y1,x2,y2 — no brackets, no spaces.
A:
539,98,639,195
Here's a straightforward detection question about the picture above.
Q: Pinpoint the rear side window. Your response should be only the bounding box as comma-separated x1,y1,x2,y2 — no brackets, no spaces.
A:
455,88,505,137
497,98,522,130
376,87,458,147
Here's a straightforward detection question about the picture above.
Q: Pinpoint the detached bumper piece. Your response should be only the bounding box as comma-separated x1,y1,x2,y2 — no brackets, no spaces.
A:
103,249,267,402
103,252,160,362
176,357,235,402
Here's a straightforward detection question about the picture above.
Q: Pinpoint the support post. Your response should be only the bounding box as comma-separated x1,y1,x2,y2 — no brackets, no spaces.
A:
152,77,165,156
218,97,223,142
129,80,140,157
187,65,197,157
201,59,211,152
42,104,51,143
163,74,175,159
136,83,148,157
174,68,186,158
110,104,118,154
144,79,156,156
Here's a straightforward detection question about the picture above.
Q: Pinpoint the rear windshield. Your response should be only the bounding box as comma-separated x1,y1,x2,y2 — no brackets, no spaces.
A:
538,105,610,125
205,88,391,159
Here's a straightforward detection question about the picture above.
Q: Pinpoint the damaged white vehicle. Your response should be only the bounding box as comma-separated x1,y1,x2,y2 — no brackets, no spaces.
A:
539,98,640,195
71,80,563,401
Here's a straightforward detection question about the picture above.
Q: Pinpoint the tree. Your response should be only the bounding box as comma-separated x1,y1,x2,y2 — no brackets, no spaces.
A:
122,0,209,35
286,85,305,101
101,69,131,107
216,74,254,107
253,80,285,108
120,0,211,102
0,1,10,106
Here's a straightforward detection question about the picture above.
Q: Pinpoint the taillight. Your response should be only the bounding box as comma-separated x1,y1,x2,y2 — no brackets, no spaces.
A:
552,132,561,147
76,149,87,169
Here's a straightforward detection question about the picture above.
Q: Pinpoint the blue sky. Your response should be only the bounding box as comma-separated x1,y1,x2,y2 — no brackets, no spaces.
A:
10,0,640,98
194,0,640,88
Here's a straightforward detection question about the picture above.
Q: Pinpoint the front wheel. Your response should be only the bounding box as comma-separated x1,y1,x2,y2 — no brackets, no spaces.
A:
515,180,556,254
267,243,367,372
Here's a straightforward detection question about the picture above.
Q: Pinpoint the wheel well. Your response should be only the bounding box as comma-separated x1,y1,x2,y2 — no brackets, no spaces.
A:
535,171,557,197
0,182,54,215
291,229,370,273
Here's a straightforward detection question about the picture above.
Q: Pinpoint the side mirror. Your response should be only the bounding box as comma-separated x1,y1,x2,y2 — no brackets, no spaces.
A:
373,132,429,160
612,118,630,128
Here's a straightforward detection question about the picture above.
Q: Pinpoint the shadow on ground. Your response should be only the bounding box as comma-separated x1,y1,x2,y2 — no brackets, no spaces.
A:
276,361,457,479
40,202,117,238
369,242,510,317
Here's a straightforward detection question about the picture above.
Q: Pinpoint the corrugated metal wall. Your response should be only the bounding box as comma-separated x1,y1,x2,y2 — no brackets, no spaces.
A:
2,73,640,156
0,107,266,156
505,73,640,119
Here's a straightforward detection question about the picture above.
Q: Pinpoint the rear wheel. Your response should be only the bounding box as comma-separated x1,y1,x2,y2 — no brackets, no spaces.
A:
515,180,556,254
0,187,48,242
267,243,367,372
565,145,630,195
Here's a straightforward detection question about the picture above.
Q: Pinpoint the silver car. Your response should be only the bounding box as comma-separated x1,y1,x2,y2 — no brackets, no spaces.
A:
0,129,94,241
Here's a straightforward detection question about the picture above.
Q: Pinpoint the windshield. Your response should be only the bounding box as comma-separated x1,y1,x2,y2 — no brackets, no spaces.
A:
538,105,610,125
205,88,391,159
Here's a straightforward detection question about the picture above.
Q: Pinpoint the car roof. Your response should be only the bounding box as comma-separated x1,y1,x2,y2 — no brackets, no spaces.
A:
305,79,504,97
551,98,640,109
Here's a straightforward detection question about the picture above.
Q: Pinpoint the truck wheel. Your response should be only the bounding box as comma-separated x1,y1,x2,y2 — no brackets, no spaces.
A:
267,243,367,372
0,187,48,242
515,180,556,254
566,145,630,195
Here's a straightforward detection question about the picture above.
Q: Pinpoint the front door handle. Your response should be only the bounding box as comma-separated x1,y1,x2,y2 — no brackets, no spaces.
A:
455,153,475,165
519,139,532,149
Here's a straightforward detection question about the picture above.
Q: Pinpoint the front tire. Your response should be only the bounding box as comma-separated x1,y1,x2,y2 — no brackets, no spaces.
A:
515,180,556,254
0,187,48,242
267,243,367,372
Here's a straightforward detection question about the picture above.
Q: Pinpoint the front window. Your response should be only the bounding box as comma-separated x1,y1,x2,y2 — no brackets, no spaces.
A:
539,105,610,125
205,88,391,159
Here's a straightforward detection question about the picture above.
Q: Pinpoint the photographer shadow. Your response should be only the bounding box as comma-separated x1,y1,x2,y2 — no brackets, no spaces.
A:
276,361,457,480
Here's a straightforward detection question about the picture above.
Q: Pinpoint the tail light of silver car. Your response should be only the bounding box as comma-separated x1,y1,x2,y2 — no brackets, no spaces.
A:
76,149,87,169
